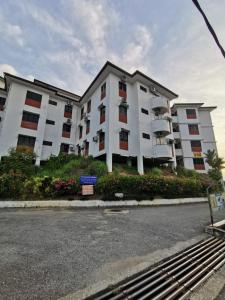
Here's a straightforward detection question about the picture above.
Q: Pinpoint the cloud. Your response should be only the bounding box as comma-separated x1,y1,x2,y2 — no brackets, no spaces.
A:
110,25,153,73
0,64,18,76
0,13,24,47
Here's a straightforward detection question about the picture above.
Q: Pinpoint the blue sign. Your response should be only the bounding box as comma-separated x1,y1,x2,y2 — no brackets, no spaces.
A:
80,176,97,185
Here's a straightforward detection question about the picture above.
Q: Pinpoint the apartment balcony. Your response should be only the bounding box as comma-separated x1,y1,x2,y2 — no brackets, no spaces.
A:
152,119,170,136
153,144,173,160
152,97,169,113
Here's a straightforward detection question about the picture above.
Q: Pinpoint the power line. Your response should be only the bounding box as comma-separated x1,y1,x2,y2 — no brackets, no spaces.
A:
192,0,225,59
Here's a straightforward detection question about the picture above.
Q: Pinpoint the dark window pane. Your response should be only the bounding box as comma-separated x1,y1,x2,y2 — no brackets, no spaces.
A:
43,141,52,146
63,123,71,132
141,108,149,115
140,85,147,92
46,119,55,125
49,100,57,106
65,105,72,113
120,130,128,141
26,91,42,102
17,135,36,147
22,111,39,123
142,133,150,139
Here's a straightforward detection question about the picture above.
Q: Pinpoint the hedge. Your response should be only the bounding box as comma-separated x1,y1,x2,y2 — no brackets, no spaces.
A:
0,173,213,200
95,175,210,200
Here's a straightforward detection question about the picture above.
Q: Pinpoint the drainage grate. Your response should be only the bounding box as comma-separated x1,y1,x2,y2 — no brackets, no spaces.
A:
85,237,225,300
104,209,129,215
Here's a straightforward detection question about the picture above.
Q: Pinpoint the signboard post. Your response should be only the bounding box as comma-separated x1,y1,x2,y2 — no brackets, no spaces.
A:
80,176,97,196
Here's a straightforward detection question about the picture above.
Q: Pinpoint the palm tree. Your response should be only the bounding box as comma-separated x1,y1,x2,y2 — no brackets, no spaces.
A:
205,150,225,171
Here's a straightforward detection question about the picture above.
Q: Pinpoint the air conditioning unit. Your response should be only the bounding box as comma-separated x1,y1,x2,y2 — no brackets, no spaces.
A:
67,100,72,105
69,145,75,152
93,136,98,142
67,118,72,124
84,114,89,121
150,85,159,96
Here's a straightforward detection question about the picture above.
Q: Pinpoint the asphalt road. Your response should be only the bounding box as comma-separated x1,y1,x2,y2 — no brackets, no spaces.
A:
0,204,222,300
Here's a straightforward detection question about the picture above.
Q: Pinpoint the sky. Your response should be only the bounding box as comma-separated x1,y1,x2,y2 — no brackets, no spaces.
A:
0,0,224,173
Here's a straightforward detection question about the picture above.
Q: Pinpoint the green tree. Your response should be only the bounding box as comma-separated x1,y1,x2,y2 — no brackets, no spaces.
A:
205,150,225,182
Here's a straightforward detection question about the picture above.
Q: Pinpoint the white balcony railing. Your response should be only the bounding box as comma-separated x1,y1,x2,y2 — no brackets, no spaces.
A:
153,144,173,159
152,119,170,135
152,97,169,112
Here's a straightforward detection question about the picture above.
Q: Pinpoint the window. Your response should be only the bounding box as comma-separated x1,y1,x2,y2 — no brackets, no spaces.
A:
99,131,105,151
101,83,106,100
62,123,71,138
119,130,129,150
193,158,205,170
86,120,90,134
79,125,83,139
0,97,6,111
17,134,36,149
22,111,39,123
175,139,182,149
142,133,150,139
186,109,197,119
172,123,180,132
171,110,177,116
119,81,127,98
84,141,89,156
25,91,42,108
119,105,127,123
188,124,199,135
60,143,69,153
46,119,55,125
87,99,91,113
43,141,52,146
21,111,39,130
100,105,105,124
191,140,202,152
140,85,147,93
81,107,84,120
49,100,57,106
64,104,72,118
141,108,149,115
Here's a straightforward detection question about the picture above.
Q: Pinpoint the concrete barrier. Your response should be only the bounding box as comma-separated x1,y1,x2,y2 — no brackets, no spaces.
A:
0,198,207,208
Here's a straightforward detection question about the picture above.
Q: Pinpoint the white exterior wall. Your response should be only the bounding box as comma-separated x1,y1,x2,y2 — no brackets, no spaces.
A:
174,106,217,173
0,69,218,174
0,82,78,164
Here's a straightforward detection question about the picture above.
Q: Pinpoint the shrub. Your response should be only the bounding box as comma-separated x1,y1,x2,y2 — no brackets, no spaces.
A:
0,171,26,199
0,148,37,176
146,167,163,177
96,175,209,200
53,178,79,196
23,176,56,199
86,160,108,177
176,167,200,179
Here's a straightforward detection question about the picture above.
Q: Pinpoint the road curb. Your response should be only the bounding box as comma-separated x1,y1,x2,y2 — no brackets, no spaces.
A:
0,197,207,208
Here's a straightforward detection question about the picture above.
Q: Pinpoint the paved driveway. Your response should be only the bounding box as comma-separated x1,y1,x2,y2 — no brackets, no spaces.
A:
0,204,219,300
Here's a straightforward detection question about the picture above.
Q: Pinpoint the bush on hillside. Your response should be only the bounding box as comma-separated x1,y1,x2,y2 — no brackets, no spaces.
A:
0,171,26,199
96,175,210,200
0,148,37,176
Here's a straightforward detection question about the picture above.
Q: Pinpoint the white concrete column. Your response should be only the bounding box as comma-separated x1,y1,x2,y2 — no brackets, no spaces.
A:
35,156,41,166
127,157,132,167
137,155,144,175
106,152,112,173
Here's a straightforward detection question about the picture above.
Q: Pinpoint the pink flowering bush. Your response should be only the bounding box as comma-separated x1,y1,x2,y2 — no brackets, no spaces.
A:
53,178,78,196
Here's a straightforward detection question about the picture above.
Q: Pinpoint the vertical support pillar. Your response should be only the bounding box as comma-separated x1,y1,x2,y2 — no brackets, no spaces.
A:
127,157,132,167
35,156,41,166
106,152,112,173
137,155,144,175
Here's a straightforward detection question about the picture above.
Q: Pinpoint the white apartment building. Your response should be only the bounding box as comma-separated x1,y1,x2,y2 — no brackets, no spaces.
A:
0,62,218,174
